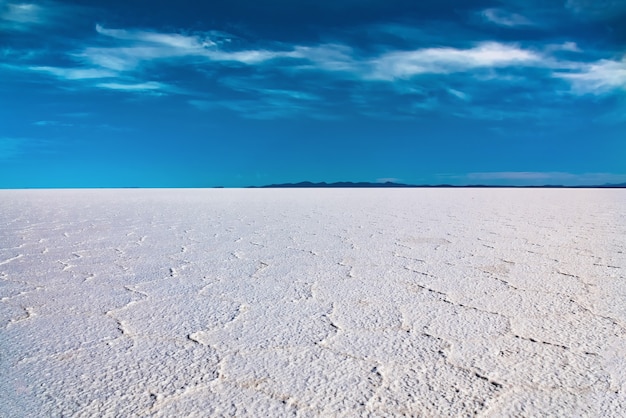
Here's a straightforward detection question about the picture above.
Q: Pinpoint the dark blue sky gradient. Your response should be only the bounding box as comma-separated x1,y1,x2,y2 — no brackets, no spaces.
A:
1,0,625,187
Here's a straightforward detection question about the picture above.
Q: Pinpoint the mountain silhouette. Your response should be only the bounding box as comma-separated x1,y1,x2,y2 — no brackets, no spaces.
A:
247,181,626,189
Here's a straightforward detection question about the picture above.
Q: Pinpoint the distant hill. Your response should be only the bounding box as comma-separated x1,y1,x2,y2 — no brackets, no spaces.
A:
251,181,419,188
248,181,626,189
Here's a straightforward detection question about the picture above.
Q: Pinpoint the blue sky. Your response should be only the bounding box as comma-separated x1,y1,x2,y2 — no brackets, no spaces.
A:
1,0,625,187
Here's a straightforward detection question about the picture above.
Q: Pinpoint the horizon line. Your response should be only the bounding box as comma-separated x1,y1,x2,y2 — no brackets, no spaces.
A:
1,180,625,190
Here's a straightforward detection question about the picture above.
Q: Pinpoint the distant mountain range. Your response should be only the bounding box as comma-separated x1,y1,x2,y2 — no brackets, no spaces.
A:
247,181,626,189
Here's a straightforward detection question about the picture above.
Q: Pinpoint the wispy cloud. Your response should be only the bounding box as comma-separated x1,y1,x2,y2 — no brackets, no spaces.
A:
33,120,74,127
368,42,542,80
27,25,555,91
33,118,135,132
446,88,470,101
555,56,626,94
292,44,358,73
0,1,78,31
95,81,169,92
87,24,297,70
3,9,625,119
95,24,211,48
1,2,43,24
29,66,116,80
481,8,534,27
545,42,582,53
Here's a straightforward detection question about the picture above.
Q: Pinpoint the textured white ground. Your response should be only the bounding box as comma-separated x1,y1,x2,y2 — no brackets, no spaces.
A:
1,189,625,417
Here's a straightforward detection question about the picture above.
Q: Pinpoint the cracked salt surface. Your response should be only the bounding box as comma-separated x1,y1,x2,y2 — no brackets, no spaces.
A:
1,188,625,417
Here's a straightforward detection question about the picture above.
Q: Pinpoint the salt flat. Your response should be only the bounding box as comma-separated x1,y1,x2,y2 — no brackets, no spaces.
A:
1,188,625,417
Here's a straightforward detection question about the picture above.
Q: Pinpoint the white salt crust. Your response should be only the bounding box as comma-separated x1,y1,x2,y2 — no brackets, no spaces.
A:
1,188,624,417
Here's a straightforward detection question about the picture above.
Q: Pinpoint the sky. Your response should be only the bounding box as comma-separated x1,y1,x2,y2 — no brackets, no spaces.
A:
1,0,625,188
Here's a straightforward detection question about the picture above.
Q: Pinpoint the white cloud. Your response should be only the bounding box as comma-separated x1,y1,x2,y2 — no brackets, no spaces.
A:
0,1,73,30
561,42,582,52
447,88,470,101
292,44,357,72
481,8,534,27
33,120,74,127
6,17,626,106
258,89,319,101
209,49,294,64
78,46,182,71
545,42,582,53
80,25,298,72
0,2,49,31
556,57,626,94
369,42,542,80
95,24,207,49
1,2,42,23
23,65,182,94
96,81,169,91
29,66,117,79
88,26,367,73
77,48,136,71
